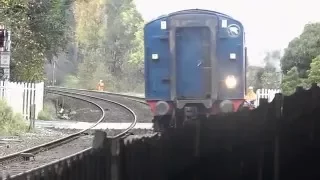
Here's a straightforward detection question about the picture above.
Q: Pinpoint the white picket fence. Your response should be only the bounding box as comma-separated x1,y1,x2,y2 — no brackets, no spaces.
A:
255,89,281,107
0,81,44,120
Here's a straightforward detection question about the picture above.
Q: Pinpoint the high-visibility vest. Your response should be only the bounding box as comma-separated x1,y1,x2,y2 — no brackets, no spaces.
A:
245,90,257,101
97,82,105,91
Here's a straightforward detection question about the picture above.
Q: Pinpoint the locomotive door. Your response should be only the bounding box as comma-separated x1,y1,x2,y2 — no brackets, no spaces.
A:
175,26,212,99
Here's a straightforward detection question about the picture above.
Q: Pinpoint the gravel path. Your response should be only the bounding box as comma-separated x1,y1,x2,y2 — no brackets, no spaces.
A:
1,135,93,177
0,128,75,158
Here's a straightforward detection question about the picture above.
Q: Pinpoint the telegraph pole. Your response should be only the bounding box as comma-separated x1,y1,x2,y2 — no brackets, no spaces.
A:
0,25,11,81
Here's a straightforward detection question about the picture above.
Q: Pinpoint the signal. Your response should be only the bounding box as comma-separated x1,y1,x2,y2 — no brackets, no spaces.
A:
0,25,11,80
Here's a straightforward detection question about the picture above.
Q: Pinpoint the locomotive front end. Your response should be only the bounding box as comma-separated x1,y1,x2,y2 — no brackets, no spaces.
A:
144,9,247,131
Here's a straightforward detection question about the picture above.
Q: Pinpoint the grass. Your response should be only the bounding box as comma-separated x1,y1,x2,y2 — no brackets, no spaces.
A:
0,99,28,135
37,100,56,120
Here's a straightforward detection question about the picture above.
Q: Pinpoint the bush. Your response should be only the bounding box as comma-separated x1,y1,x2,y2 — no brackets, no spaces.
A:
0,99,28,135
38,101,56,120
61,75,80,88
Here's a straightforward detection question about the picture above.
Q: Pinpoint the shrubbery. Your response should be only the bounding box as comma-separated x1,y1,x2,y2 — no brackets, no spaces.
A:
0,99,28,135
37,101,56,120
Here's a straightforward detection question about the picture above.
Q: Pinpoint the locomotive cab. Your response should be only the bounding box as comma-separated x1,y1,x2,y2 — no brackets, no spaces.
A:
144,9,247,131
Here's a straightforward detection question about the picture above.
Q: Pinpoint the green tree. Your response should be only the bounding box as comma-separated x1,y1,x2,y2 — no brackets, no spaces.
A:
261,70,281,89
104,0,144,77
0,0,71,81
307,55,320,84
73,0,108,89
281,23,320,77
247,50,282,90
247,66,264,90
65,0,144,92
281,66,305,95
260,50,281,89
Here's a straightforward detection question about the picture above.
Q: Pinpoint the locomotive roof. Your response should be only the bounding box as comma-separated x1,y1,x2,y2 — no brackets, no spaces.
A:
145,9,234,26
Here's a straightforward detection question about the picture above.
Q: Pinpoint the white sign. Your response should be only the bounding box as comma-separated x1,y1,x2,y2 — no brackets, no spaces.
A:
161,21,167,30
221,19,228,28
152,54,159,60
230,53,236,59
0,52,10,67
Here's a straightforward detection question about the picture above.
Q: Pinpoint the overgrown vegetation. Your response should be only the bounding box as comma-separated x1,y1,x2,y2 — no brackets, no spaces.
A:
280,22,320,95
66,0,144,92
248,22,320,95
247,50,282,91
0,0,72,82
0,99,28,135
38,100,56,120
1,0,144,91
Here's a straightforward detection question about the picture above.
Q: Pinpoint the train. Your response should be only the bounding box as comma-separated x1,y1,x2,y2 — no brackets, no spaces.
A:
144,9,250,131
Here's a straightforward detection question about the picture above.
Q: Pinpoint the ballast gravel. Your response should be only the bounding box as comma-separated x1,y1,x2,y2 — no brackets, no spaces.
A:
59,89,153,123
1,135,93,177
0,127,75,158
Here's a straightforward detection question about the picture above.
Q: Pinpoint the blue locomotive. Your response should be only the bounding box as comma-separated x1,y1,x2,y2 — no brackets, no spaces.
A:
144,9,248,131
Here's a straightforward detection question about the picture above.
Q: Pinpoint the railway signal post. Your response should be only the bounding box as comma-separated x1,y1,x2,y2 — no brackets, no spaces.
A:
0,25,11,81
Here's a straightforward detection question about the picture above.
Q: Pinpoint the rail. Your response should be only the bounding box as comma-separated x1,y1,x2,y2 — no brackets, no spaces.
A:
45,88,138,138
2,88,139,179
0,92,105,167
46,86,145,101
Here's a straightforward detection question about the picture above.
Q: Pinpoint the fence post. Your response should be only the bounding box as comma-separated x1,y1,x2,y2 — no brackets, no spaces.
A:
257,98,269,180
110,138,121,180
92,130,108,180
29,104,36,130
273,93,283,180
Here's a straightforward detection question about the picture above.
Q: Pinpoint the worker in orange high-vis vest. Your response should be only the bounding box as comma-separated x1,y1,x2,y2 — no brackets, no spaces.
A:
97,80,105,91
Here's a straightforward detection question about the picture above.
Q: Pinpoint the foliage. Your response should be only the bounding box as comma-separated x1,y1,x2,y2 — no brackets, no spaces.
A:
37,100,56,120
247,50,281,90
74,0,105,49
281,66,308,95
281,23,320,77
68,0,144,92
307,55,320,84
61,74,80,88
0,0,72,81
0,99,28,135
260,50,281,89
104,0,144,77
246,66,263,90
260,70,281,89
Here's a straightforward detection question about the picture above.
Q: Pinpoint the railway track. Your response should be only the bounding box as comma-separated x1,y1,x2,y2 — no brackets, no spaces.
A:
47,86,151,123
0,88,142,178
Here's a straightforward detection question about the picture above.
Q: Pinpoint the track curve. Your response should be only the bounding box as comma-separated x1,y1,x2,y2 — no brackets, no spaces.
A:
1,88,139,178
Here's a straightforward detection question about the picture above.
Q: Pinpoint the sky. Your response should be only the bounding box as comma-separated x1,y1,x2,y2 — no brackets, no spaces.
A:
135,0,320,66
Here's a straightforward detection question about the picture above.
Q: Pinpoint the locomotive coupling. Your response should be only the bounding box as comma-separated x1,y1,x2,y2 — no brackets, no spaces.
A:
184,106,198,121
